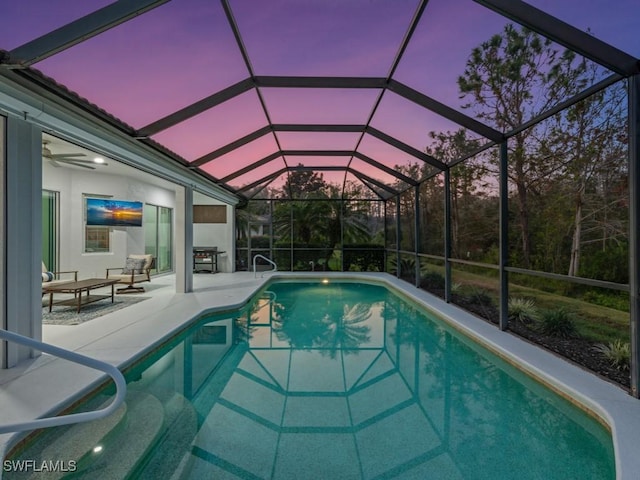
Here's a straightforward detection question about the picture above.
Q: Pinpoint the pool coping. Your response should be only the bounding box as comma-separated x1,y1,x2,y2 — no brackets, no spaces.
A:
1,271,639,479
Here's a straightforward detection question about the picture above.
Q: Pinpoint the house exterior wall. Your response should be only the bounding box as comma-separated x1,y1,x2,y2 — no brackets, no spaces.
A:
0,74,238,368
193,193,235,273
43,163,177,279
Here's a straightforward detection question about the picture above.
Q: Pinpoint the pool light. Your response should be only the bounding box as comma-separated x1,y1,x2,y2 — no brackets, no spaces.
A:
322,279,329,284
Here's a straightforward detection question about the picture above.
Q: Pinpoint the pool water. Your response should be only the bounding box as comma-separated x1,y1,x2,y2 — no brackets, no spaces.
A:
7,281,615,479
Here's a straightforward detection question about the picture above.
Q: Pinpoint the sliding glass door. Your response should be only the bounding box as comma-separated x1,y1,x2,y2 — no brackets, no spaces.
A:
145,203,172,273
42,190,59,272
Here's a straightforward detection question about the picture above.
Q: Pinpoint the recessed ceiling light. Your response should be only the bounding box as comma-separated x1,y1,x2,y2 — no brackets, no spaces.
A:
93,157,105,164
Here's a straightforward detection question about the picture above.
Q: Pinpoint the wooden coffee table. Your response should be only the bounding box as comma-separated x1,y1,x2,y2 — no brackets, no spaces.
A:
43,278,120,313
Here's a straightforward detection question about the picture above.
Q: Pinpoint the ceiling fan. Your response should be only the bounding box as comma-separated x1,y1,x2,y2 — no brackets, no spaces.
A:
42,140,106,169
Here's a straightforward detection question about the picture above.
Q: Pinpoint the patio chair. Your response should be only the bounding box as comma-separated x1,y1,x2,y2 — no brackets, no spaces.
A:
41,261,78,288
106,254,155,294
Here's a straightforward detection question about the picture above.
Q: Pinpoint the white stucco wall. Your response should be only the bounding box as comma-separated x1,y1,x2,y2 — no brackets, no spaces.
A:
192,192,235,273
43,163,177,279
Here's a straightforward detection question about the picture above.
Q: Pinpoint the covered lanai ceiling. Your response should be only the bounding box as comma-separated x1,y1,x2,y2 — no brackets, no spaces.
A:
1,0,638,201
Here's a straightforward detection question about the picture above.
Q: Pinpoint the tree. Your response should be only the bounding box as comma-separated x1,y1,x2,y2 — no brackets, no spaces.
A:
274,167,331,245
425,129,486,258
280,165,329,199
417,173,445,255
393,163,422,251
458,24,585,268
235,199,270,243
273,170,374,247
546,67,627,276
273,200,332,244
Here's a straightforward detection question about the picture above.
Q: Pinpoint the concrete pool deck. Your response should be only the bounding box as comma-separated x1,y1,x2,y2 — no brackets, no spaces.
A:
1,272,640,479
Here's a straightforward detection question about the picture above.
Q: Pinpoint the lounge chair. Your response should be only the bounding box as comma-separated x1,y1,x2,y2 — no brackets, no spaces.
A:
106,254,154,294
41,261,78,288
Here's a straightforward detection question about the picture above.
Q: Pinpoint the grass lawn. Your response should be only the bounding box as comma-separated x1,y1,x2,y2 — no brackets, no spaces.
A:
422,263,629,344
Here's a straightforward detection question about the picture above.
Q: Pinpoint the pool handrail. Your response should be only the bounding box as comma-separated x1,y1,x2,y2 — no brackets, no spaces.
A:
251,291,277,316
0,328,127,434
253,254,277,278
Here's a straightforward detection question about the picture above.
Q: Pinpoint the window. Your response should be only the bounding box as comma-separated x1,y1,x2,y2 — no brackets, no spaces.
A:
144,203,173,273
84,193,111,253
42,190,59,269
85,226,110,253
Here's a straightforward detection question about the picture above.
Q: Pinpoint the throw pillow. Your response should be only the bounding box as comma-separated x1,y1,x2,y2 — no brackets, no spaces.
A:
134,258,148,273
42,271,54,282
123,257,146,274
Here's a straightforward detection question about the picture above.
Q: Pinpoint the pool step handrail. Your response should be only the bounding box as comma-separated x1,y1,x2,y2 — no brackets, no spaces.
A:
252,291,277,314
250,291,278,325
253,254,277,278
255,289,277,304
264,290,277,323
0,328,127,434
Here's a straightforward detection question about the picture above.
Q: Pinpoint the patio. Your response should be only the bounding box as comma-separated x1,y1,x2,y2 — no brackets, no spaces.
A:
0,3,640,475
3,271,640,478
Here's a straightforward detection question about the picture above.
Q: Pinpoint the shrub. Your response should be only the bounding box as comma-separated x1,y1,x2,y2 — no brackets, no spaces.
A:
536,309,578,339
593,340,630,371
327,250,341,271
508,297,539,325
388,256,419,281
579,243,629,284
343,245,384,272
249,235,271,248
451,287,499,324
420,270,445,291
466,288,495,307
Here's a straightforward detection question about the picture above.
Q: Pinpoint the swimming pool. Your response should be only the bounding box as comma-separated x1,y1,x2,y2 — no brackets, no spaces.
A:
6,279,615,479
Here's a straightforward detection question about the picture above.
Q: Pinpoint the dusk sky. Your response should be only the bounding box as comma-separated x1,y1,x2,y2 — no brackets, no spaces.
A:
1,0,638,193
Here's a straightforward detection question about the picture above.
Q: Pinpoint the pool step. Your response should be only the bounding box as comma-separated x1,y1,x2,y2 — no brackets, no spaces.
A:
19,397,128,480
7,391,163,480
69,391,165,479
44,391,164,479
130,391,199,479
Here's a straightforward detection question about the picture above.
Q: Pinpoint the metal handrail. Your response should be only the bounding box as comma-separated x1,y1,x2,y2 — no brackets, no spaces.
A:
0,329,127,434
253,254,277,278
252,291,277,314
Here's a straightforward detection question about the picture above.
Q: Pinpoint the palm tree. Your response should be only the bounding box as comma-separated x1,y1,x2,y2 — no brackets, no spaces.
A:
320,303,372,358
271,298,372,357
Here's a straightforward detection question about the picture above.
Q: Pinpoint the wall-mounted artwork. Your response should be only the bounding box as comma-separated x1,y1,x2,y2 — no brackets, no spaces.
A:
86,198,143,227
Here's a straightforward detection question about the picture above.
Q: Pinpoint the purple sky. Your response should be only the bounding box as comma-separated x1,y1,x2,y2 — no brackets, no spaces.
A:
2,0,638,192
